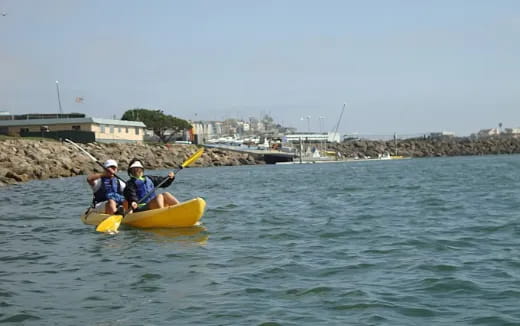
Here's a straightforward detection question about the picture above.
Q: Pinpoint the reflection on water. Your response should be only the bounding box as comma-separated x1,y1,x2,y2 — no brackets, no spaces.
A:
134,225,209,244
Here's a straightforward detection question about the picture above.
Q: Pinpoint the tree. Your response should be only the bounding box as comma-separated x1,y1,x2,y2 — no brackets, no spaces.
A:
121,108,192,143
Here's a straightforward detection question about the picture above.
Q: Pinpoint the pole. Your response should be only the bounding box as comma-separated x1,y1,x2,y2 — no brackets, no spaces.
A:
394,133,397,156
55,81,63,115
299,137,303,163
202,122,206,144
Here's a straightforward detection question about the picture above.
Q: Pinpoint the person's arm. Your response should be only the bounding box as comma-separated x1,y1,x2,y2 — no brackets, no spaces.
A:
86,173,103,193
123,180,139,209
86,172,103,186
149,173,175,188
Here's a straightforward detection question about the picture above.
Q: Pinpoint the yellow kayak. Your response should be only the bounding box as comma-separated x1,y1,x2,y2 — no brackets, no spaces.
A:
81,197,206,228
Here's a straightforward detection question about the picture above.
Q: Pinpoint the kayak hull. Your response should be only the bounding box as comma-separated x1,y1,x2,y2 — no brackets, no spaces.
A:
81,197,206,228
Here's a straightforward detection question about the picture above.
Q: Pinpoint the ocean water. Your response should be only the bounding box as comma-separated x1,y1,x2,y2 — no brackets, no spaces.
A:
1,155,520,325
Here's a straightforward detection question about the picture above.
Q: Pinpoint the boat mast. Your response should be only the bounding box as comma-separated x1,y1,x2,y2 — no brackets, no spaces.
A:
299,137,303,163
333,103,347,141
394,132,398,156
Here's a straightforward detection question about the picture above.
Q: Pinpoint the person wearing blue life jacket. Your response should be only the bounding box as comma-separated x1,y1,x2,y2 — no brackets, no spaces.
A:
86,159,127,214
124,159,180,212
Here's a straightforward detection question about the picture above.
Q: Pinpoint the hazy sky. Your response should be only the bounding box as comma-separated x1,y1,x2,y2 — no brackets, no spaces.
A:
1,0,519,136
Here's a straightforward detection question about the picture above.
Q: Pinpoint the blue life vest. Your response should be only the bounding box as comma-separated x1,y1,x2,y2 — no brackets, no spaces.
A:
93,177,123,204
133,176,156,204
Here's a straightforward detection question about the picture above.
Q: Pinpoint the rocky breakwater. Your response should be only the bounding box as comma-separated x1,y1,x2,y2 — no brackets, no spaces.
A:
0,138,263,187
329,137,520,158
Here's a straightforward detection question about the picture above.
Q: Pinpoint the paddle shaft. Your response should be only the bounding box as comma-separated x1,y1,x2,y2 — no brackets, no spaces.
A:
133,148,203,206
98,148,204,232
65,138,126,184
134,167,182,206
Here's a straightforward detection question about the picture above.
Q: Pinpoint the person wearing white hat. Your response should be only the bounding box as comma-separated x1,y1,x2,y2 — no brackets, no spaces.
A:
124,158,180,212
87,159,127,214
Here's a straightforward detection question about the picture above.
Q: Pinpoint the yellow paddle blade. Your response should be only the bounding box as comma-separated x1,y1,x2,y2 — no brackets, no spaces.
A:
96,215,123,233
181,148,204,168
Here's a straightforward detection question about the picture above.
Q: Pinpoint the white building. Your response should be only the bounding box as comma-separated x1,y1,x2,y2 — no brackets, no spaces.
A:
476,128,500,138
503,128,520,137
430,131,456,138
0,116,146,143
191,121,223,143
283,132,341,143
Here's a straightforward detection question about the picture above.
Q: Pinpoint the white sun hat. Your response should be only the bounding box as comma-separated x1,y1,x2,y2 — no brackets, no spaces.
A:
103,159,118,168
129,161,144,169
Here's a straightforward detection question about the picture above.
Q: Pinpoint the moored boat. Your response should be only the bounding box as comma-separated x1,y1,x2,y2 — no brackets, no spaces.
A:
81,197,206,228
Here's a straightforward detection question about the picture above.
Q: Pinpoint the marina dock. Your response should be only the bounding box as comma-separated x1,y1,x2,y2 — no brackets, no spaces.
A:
203,144,296,164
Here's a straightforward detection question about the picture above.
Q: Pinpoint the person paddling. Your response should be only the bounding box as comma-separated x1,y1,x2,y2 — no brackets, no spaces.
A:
124,158,180,212
87,159,127,214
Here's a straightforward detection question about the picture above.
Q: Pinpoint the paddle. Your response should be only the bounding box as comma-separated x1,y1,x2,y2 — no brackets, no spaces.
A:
136,147,204,205
97,147,205,233
65,138,127,233
64,138,126,183
95,214,123,233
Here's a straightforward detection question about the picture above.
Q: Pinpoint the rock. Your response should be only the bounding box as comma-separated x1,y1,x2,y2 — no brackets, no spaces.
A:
6,171,24,182
0,139,275,186
2,137,520,187
71,167,82,175
0,167,9,177
0,176,17,185
60,157,74,170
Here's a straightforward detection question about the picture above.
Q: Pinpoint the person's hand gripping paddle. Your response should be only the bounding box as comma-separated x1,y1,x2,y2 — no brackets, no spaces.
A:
96,148,205,233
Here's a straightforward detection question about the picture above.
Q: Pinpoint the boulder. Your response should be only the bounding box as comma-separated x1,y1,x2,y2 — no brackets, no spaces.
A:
6,171,25,182
2,136,519,187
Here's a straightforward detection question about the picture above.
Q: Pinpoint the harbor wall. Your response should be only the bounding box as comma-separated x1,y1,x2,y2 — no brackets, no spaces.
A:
329,137,520,159
2,137,520,186
0,138,263,187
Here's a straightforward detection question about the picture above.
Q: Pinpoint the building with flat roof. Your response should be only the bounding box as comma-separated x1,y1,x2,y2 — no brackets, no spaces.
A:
430,131,456,139
0,116,146,143
283,132,341,143
504,128,520,137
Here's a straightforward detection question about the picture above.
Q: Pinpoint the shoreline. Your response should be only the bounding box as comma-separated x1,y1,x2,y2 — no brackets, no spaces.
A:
0,138,263,187
1,137,520,187
330,137,520,158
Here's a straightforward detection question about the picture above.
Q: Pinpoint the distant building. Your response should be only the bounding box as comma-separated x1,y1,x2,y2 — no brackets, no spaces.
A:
476,128,500,138
0,115,146,143
0,112,86,120
284,132,341,143
191,121,213,144
343,133,361,141
191,121,230,144
503,128,520,138
144,127,191,143
473,127,520,138
189,117,295,144
429,131,456,139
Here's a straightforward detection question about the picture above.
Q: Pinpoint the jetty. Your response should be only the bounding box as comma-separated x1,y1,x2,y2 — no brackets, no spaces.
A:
203,144,296,164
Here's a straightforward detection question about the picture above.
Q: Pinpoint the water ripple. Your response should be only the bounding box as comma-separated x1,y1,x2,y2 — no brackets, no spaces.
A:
1,157,520,325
